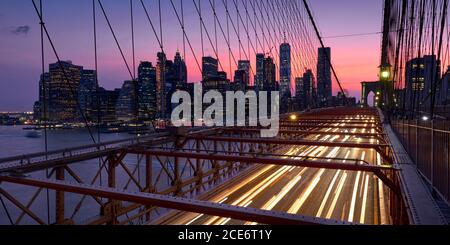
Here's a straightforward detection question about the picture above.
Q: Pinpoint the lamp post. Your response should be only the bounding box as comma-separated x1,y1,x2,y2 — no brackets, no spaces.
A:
379,64,394,110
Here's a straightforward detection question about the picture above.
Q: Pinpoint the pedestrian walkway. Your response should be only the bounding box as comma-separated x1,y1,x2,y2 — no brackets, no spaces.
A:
383,121,447,225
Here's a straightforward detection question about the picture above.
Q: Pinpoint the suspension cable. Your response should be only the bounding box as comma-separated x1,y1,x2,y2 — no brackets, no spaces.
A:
302,0,348,105
38,0,51,225
31,0,97,144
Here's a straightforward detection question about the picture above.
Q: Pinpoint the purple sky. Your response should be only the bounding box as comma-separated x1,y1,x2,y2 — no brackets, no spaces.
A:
0,0,383,111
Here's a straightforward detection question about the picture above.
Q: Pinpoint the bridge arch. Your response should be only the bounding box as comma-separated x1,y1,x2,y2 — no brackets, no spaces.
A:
361,81,383,107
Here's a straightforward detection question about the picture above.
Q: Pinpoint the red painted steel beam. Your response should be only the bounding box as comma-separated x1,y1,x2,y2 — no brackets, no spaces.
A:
279,119,380,124
124,150,398,193
221,128,385,137
279,125,383,132
280,123,381,128
185,136,389,150
0,176,350,225
299,112,378,117
126,149,393,173
301,110,377,114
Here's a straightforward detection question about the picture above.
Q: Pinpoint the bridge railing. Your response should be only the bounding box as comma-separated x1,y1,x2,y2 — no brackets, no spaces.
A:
391,117,450,205
0,133,169,173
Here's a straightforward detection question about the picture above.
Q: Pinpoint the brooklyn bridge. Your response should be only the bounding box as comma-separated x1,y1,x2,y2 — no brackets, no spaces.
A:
0,0,449,225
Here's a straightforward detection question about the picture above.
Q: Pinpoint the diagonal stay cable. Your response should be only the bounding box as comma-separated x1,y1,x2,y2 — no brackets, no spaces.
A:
31,0,97,144
192,0,227,72
302,0,348,105
140,0,164,52
168,0,202,74
97,0,134,80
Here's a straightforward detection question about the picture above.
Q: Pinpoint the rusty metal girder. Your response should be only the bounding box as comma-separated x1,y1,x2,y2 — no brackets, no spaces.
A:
281,112,378,117
124,149,399,194
0,176,351,225
279,119,381,124
127,149,393,172
279,125,383,133
0,128,218,175
280,123,381,128
185,135,389,151
181,135,394,169
221,128,386,138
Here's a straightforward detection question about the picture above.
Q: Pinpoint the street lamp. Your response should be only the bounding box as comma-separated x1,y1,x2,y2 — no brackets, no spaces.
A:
290,114,297,121
381,70,390,79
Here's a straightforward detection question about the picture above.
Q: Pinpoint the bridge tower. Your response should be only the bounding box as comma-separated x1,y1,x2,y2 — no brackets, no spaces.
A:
362,0,395,109
379,0,395,110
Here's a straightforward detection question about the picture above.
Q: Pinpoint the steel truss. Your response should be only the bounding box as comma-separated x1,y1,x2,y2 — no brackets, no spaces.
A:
0,108,409,225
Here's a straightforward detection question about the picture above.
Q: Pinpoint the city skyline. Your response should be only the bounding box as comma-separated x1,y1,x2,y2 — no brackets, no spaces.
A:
32,45,361,124
0,0,383,111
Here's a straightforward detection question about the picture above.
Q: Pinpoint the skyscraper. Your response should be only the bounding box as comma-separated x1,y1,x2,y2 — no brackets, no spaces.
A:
96,87,120,123
202,56,218,81
405,55,440,110
156,52,167,118
38,72,50,121
255,54,265,91
317,47,332,107
295,77,304,110
173,51,187,89
438,66,450,105
202,71,230,120
280,43,292,97
202,73,230,96
116,80,137,122
78,69,97,121
237,60,250,87
48,61,83,122
263,56,277,91
138,61,157,121
234,70,248,91
165,59,177,118
303,69,316,109
295,77,303,98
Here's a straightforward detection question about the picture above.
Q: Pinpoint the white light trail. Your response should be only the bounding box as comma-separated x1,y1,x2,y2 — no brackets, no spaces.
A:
325,172,348,219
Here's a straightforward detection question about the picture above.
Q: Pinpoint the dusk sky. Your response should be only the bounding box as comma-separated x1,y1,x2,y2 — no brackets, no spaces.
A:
0,0,383,111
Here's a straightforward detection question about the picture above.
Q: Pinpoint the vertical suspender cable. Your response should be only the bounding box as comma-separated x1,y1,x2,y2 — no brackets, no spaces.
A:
130,0,141,194
159,0,164,51
39,0,50,224
199,0,205,59
226,0,232,77
158,0,166,118
236,1,241,60
130,0,139,138
131,0,136,80
168,0,202,73
31,0,98,144
429,0,448,117
214,0,218,60
92,0,103,190
181,0,187,60
246,0,251,85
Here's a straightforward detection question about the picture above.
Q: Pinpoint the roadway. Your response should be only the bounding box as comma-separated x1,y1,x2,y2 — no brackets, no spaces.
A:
155,116,390,225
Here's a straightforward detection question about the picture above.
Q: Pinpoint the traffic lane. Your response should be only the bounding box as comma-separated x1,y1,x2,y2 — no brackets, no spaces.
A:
253,147,380,224
161,146,379,225
206,145,334,225
184,145,348,225
237,147,377,224
161,144,320,224
158,143,386,224
164,144,324,225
